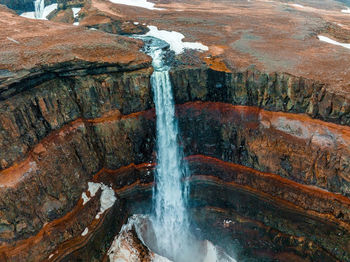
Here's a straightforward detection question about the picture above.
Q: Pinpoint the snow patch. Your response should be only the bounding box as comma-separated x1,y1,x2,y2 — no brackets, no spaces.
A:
88,182,101,197
95,184,116,219
145,25,208,54
42,4,57,18
341,7,350,13
290,4,304,8
81,227,89,236
81,192,90,205
20,3,57,20
134,22,139,25
72,7,81,26
20,11,36,19
318,35,350,50
72,7,81,18
109,0,164,10
7,37,20,44
81,182,116,214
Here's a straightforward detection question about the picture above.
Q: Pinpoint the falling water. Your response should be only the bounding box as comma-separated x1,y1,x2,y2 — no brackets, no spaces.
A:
34,0,45,19
148,42,191,261
129,36,237,262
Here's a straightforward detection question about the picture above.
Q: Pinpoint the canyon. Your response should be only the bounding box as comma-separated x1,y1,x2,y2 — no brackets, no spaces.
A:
0,0,350,261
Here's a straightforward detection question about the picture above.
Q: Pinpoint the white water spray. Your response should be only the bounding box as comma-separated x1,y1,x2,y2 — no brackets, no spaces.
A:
129,37,237,262
149,44,191,261
34,0,45,19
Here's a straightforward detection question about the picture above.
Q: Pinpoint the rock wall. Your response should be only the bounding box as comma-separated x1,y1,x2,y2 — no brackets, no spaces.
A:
177,102,350,197
0,68,155,242
1,56,350,260
170,66,350,126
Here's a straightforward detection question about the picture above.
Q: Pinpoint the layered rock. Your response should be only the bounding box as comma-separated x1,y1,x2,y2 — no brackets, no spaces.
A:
171,66,350,126
52,157,350,261
0,6,154,258
177,102,350,197
1,101,350,260
1,1,350,261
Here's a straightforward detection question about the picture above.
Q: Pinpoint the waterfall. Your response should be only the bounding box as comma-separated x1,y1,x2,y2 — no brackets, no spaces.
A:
148,44,191,261
34,0,45,19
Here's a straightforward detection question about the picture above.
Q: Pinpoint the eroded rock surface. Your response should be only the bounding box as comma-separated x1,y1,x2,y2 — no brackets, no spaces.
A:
1,0,350,261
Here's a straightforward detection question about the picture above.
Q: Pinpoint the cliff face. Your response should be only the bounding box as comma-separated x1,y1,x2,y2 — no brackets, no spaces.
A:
1,1,350,261
0,6,154,260
2,65,350,260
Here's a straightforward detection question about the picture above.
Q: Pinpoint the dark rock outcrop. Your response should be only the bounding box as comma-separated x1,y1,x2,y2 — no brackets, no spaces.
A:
171,66,350,126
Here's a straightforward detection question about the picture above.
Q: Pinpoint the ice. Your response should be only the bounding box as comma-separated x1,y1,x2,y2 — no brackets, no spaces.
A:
145,25,208,54
109,0,164,10
318,35,350,50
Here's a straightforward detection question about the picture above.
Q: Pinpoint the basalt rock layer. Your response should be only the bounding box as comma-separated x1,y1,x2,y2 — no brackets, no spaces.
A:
1,1,350,261
1,101,350,260
47,158,350,261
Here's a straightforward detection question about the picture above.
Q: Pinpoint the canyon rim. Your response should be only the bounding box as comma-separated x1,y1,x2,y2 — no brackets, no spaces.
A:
0,0,350,261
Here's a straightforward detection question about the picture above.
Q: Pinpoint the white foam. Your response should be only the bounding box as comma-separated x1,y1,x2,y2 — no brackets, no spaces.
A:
109,0,164,10
108,215,237,262
318,35,350,50
145,25,208,54
20,3,57,20
20,11,36,19
153,254,172,262
203,241,237,262
81,227,89,236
